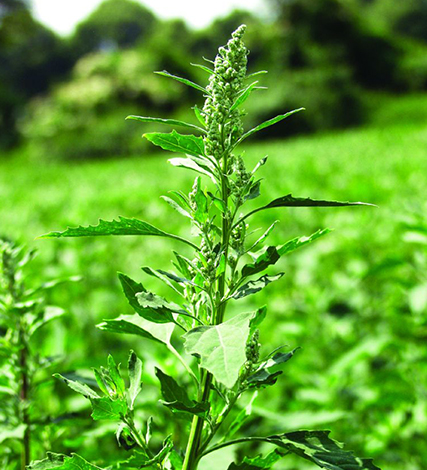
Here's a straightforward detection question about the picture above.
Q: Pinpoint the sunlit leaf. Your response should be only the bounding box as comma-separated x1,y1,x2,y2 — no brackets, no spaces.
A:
233,273,284,300
128,351,143,410
126,115,205,133
155,70,207,93
28,453,103,469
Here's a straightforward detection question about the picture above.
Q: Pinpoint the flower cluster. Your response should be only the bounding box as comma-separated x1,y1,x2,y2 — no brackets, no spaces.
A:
203,25,248,160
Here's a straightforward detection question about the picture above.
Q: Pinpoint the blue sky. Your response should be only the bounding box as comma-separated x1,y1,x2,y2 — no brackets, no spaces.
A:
32,0,267,35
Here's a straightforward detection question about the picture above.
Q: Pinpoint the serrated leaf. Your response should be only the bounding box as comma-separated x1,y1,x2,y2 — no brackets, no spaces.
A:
118,273,174,324
264,430,381,470
233,273,284,300
155,70,207,93
183,312,255,388
126,115,205,133
155,368,209,418
142,266,184,296
28,453,104,469
144,130,205,157
38,216,196,249
231,81,259,111
247,221,278,252
54,374,99,399
136,291,185,323
97,314,174,345
228,449,286,469
90,396,127,420
128,351,143,410
237,108,304,145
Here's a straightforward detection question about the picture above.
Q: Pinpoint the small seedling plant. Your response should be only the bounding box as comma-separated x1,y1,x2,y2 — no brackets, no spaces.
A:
32,26,381,470
0,238,76,470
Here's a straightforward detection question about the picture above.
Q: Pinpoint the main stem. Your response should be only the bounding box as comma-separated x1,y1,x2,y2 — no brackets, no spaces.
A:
182,146,230,470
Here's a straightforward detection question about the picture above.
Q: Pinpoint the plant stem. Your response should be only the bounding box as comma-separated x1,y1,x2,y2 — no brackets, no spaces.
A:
19,336,30,470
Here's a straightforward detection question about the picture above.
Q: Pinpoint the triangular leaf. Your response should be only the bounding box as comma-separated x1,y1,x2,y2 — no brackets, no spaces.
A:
183,312,256,388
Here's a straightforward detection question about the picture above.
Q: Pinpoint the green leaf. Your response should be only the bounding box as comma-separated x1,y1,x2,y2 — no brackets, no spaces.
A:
155,70,207,93
244,180,261,202
247,221,278,252
90,396,127,420
183,312,255,388
228,449,286,469
266,430,381,470
233,273,284,300
128,351,143,410
136,291,185,323
247,348,300,389
38,216,197,249
29,306,66,336
97,314,174,345
193,104,206,127
54,374,99,399
252,156,268,174
144,130,205,157
107,355,126,398
155,368,209,418
0,424,26,444
142,266,184,296
161,196,192,219
224,391,258,441
237,108,304,145
190,63,214,74
126,115,205,133
28,453,104,469
118,273,174,324
230,81,259,111
242,229,330,278
193,176,208,224
169,157,215,181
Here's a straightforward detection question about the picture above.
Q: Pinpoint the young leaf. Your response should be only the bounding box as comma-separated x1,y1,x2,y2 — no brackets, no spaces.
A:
233,273,284,300
224,391,258,441
97,314,175,345
136,291,184,323
193,104,206,127
107,355,126,398
190,63,214,74
142,266,184,296
244,180,261,202
161,196,192,219
128,351,143,410
236,108,304,145
155,70,207,93
126,115,205,133
27,453,104,469
54,374,99,399
169,157,215,181
38,216,197,249
193,176,208,224
230,81,259,111
183,312,256,388
144,130,205,157
155,368,209,418
90,396,127,420
247,221,278,252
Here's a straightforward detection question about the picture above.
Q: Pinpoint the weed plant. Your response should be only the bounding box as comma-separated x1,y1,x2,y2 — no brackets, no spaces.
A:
31,26,381,470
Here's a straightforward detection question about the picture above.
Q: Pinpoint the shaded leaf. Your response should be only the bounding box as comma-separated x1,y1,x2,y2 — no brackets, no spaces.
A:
244,180,261,202
107,355,126,398
266,430,381,470
228,449,286,469
126,115,205,133
128,351,143,410
144,130,205,157
183,312,255,388
169,157,214,181
155,368,209,418
118,273,175,324
233,273,284,300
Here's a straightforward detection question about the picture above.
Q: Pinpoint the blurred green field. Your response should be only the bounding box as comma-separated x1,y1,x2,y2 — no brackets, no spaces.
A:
1,92,427,469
